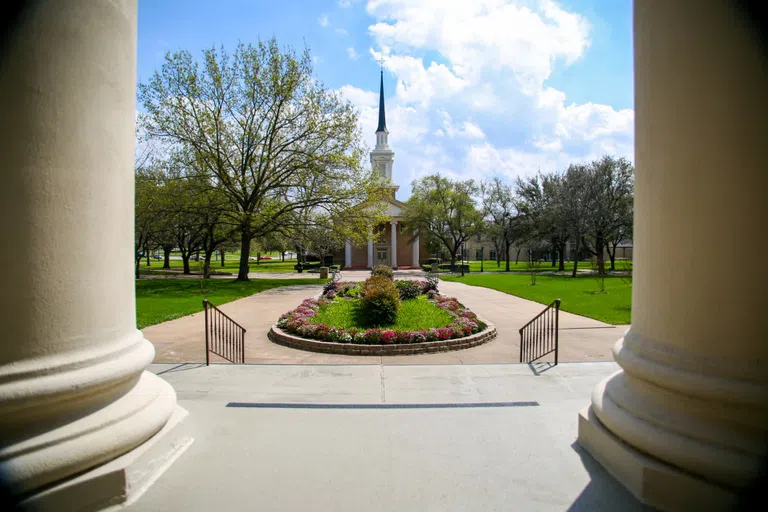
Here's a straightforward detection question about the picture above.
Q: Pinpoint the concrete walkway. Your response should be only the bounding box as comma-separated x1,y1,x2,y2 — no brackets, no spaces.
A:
133,362,643,511
143,271,628,364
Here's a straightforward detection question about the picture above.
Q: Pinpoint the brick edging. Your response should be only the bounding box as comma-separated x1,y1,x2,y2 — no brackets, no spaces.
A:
268,321,497,356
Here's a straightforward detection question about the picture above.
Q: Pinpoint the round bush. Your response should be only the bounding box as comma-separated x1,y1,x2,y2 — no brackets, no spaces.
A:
359,275,400,325
396,280,420,300
371,265,394,280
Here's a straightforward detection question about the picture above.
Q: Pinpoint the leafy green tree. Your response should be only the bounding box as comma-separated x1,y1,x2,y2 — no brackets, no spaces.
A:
405,174,484,268
579,156,634,275
481,177,528,271
139,39,378,280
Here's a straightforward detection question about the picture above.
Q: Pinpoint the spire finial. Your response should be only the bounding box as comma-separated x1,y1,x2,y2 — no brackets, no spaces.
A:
378,56,385,72
376,64,387,133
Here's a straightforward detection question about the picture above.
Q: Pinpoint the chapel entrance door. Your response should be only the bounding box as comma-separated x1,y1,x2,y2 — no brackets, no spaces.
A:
375,246,389,267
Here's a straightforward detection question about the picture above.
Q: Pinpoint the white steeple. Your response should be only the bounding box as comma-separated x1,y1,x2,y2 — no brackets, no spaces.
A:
370,69,397,195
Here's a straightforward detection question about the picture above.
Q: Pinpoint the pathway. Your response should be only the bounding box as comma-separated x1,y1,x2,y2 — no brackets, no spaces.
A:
144,271,627,364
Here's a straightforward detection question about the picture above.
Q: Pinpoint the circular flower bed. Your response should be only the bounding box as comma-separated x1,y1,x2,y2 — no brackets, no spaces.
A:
271,271,493,351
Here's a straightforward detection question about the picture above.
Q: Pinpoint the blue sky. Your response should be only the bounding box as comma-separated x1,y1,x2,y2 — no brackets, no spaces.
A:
138,0,634,199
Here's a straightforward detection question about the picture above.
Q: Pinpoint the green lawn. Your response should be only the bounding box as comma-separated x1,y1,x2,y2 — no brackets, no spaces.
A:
136,277,325,329
441,273,631,325
140,257,299,275
434,259,633,273
311,296,454,330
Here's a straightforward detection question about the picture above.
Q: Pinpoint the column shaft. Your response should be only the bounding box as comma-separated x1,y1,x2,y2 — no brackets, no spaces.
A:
412,230,420,268
390,221,398,268
345,241,352,268
367,228,374,268
0,0,176,497
578,2,768,510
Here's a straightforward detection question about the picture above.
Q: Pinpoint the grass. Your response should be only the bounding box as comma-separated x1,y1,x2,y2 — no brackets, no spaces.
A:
311,295,454,330
136,277,325,329
441,273,632,325
432,259,633,273
139,257,300,275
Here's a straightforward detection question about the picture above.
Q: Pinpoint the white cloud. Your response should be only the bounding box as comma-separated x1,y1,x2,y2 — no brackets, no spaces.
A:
347,47,359,60
318,14,330,27
332,1,633,196
338,0,353,7
438,111,485,140
336,28,349,36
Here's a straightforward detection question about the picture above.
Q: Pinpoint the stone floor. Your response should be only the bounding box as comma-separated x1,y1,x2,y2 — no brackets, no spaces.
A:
133,362,646,511
144,271,628,365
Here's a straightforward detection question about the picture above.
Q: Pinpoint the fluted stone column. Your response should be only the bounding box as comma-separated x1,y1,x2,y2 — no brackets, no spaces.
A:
577,2,768,510
412,230,420,267
367,228,374,268
0,0,182,505
390,220,398,268
345,241,352,268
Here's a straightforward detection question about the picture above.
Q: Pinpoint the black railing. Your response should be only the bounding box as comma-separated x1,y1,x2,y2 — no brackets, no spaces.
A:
203,299,246,365
519,299,560,364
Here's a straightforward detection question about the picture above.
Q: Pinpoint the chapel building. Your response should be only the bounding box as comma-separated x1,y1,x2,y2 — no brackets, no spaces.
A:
336,71,428,269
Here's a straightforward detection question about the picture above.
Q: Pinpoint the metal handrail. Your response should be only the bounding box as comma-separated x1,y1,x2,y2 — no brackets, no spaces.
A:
519,299,560,365
203,299,246,365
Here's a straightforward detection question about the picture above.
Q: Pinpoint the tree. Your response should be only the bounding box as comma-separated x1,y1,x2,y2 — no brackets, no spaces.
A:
481,177,526,272
515,172,570,272
135,168,162,279
406,174,484,268
561,164,593,277
139,39,378,281
579,156,634,276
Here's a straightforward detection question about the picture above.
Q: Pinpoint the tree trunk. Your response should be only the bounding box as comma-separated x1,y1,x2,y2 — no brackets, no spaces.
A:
558,243,566,272
256,251,261,265
515,248,521,265
571,237,580,277
203,249,214,278
162,245,171,269
182,255,191,275
135,258,140,279
609,242,618,271
504,243,511,272
145,243,150,267
281,251,285,262
596,243,606,275
221,250,225,267
237,228,250,281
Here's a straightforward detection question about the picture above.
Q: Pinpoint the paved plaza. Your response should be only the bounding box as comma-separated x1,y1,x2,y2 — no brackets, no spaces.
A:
133,362,643,511
143,271,629,364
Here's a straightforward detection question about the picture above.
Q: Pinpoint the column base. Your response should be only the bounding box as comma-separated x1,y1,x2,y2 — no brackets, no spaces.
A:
577,405,736,511
18,405,193,511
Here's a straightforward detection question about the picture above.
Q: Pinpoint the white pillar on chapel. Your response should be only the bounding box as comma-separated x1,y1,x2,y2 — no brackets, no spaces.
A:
390,220,398,268
577,2,768,510
0,0,181,504
344,241,352,268
367,228,374,268
412,229,420,268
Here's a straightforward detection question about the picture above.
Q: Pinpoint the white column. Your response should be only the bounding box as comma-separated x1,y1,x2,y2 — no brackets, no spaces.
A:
345,241,352,268
577,2,767,510
0,0,179,501
390,220,398,268
412,229,420,267
367,228,374,268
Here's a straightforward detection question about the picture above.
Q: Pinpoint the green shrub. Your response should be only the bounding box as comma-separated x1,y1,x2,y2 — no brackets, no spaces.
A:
371,265,394,280
359,275,400,325
396,280,420,300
